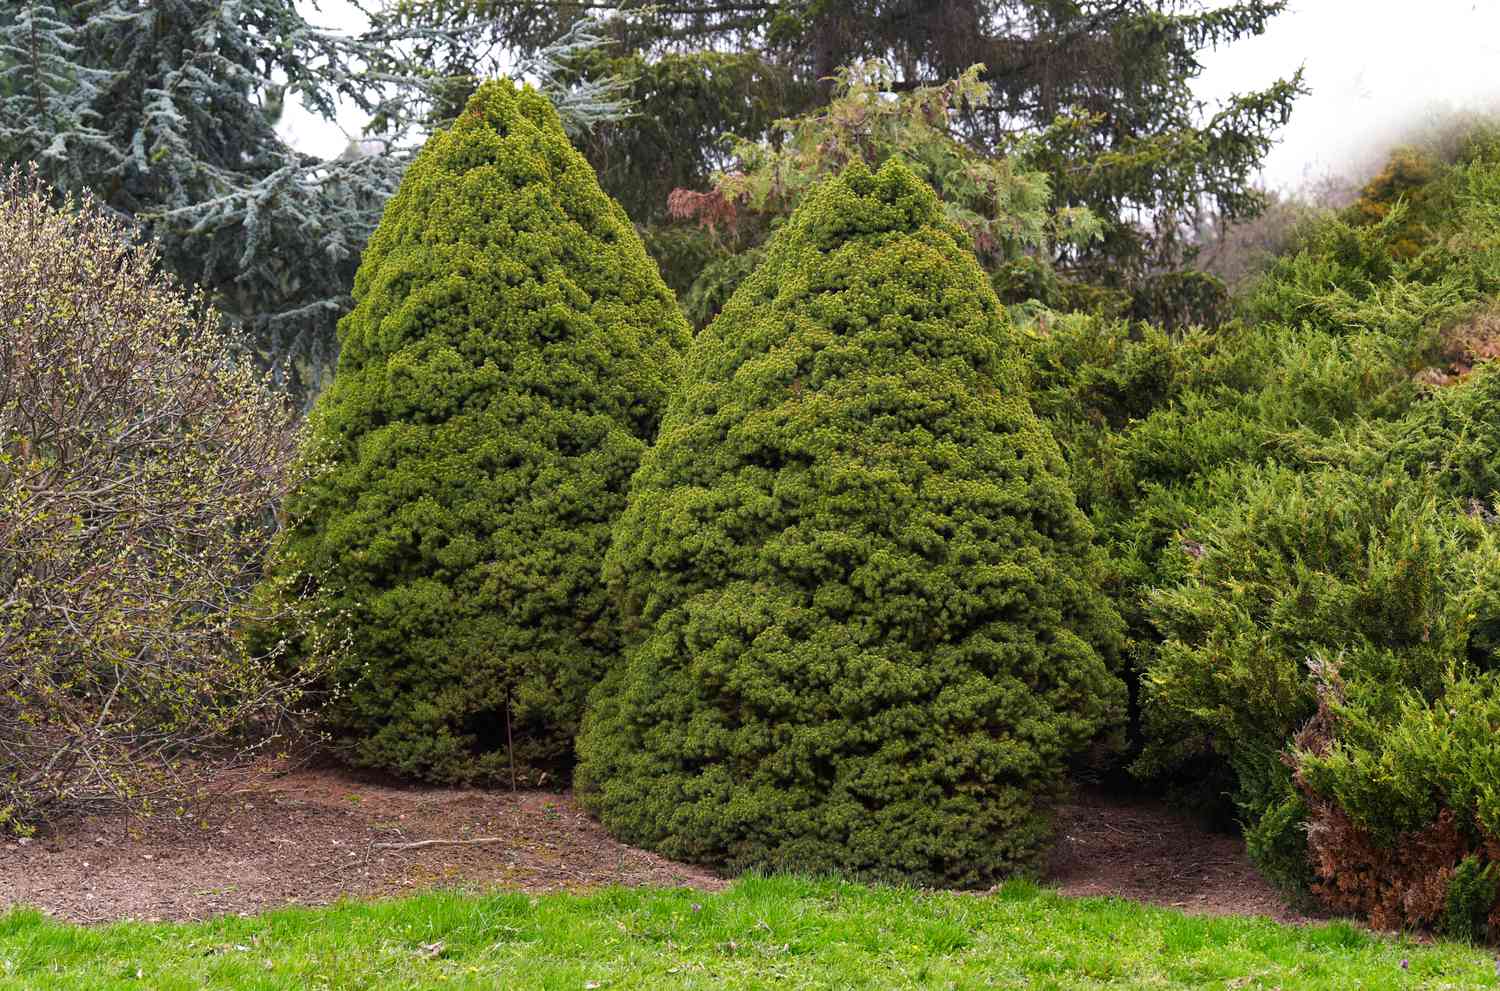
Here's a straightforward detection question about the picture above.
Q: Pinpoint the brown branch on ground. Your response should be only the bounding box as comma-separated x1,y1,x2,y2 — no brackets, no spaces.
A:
373,837,510,851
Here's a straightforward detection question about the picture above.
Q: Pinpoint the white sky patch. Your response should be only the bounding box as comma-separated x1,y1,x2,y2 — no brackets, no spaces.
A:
276,0,377,159
1194,0,1500,191
281,1,1500,193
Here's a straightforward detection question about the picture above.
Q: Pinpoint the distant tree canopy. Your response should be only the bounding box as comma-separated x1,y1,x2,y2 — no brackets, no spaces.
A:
3,0,1301,398
0,1,425,398
0,1,628,403
394,0,1303,283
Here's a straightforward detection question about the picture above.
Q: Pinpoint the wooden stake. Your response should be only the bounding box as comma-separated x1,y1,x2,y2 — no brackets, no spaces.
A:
506,688,517,793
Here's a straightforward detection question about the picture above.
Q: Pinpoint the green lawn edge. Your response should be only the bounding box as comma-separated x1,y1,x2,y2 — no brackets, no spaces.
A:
2,876,1496,990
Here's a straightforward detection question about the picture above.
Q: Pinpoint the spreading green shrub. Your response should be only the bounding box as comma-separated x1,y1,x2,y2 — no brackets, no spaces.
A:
1025,202,1473,549
1384,351,1500,505
1139,466,1500,887
1344,120,1500,269
1019,136,1500,747
1446,856,1500,943
1241,209,1472,339
1292,665,1500,938
263,80,690,785
1018,265,1452,763
575,160,1126,886
990,118,1500,933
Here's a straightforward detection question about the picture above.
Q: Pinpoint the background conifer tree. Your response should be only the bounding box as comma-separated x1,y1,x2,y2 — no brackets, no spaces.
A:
0,1,628,402
268,79,690,785
395,0,1300,294
576,159,1125,886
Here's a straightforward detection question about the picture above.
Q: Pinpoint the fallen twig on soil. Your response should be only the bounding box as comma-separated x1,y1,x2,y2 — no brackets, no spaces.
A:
372,837,509,851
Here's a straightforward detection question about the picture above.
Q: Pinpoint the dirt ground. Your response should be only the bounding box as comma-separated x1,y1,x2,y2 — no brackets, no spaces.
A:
1046,789,1311,923
0,765,1308,925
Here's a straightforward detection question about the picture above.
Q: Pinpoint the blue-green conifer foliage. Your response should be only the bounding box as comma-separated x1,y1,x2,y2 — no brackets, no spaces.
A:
576,160,1125,885
268,80,690,784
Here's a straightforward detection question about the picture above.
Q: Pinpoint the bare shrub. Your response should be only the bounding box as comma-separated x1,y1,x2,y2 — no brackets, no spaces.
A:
1195,174,1358,293
0,168,336,834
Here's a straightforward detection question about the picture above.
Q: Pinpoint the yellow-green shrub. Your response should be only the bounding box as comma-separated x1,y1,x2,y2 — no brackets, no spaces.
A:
0,170,320,832
264,80,690,785
576,161,1125,886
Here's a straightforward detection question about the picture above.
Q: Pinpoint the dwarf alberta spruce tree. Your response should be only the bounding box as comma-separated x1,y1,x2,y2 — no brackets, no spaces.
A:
576,160,1126,886
268,79,690,785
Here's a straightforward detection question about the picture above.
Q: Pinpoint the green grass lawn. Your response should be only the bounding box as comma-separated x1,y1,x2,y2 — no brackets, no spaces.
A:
2,877,1496,990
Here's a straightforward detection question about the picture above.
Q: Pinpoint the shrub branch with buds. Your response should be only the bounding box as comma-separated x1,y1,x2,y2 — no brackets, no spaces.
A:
0,169,337,834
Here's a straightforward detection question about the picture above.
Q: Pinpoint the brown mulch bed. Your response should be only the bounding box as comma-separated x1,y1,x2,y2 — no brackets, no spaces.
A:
1,766,1305,924
1046,789,1313,924
0,766,721,924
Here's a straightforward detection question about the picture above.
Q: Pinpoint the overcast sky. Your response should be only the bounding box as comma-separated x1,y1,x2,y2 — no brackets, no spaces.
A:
281,0,1500,194
1196,0,1500,190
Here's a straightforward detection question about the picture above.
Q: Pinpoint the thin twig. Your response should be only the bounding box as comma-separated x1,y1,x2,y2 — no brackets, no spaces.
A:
373,837,510,851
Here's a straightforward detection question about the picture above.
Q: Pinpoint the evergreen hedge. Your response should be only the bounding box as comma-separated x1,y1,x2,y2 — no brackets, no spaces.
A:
576,160,1125,886
1385,359,1500,504
1118,133,1500,930
266,79,690,784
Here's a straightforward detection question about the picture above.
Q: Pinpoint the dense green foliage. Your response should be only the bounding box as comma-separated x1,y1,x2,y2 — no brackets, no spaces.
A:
400,1,1299,269
576,160,1125,886
388,2,1300,338
661,62,1101,327
1023,236,1460,766
579,50,808,226
263,80,689,785
1146,468,1500,892
1019,122,1500,935
1385,360,1500,503
7,877,1500,989
667,62,1109,312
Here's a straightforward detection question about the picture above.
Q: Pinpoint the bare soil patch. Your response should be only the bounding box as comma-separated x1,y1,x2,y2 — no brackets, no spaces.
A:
1047,789,1313,924
2,765,1303,924
0,765,721,924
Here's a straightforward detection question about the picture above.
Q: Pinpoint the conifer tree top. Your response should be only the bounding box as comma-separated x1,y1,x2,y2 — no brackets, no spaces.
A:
324,76,687,437
273,77,688,786
579,158,1123,886
678,157,1029,416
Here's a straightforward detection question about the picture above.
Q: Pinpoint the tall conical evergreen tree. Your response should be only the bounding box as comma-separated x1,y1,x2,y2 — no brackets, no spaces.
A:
576,159,1126,886
269,79,690,785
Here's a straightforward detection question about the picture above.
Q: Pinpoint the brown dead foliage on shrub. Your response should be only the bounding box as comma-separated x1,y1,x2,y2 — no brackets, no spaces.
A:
1290,681,1500,939
1302,802,1476,931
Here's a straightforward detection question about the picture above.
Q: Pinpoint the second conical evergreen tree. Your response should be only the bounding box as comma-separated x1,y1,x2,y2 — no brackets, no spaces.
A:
576,159,1125,885
269,80,691,784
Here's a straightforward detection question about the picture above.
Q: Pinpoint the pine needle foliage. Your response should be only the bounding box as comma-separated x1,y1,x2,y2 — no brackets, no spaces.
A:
1384,360,1500,504
266,79,690,786
576,160,1125,886
0,1,630,402
1089,129,1500,928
